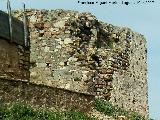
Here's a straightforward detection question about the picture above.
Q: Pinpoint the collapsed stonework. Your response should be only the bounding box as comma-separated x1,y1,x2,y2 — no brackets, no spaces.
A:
9,9,148,116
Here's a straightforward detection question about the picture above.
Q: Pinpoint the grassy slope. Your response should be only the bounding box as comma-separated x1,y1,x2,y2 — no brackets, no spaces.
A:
0,103,96,120
0,100,153,120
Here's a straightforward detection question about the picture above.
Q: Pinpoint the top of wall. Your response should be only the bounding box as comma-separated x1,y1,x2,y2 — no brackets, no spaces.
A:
0,10,24,45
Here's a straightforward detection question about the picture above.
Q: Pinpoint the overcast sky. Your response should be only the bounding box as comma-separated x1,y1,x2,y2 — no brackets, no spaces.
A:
0,0,160,119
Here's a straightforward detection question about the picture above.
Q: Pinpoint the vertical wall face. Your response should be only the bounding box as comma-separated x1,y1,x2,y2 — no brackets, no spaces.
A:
12,9,148,116
109,31,148,116
0,39,30,80
12,9,101,93
0,10,30,81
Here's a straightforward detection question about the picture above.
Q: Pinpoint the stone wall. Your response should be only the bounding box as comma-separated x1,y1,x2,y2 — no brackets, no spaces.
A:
110,32,148,116
11,9,148,116
0,78,94,113
0,9,96,117
0,38,29,81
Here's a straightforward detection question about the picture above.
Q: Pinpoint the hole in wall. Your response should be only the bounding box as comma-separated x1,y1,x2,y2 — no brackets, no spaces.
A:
91,54,100,66
39,33,44,37
64,61,67,66
136,61,138,65
8,64,11,68
114,38,119,43
132,98,136,104
46,63,50,67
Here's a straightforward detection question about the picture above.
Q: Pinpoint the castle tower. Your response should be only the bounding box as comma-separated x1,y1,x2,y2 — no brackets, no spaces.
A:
11,9,148,116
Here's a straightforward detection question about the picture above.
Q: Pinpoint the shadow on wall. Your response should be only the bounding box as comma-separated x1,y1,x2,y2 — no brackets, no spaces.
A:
0,10,30,81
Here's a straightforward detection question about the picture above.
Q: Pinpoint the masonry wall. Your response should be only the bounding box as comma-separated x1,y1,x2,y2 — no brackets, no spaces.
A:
0,38,29,81
0,10,30,81
0,36,95,115
0,10,96,115
0,78,94,113
12,9,148,116
109,30,148,116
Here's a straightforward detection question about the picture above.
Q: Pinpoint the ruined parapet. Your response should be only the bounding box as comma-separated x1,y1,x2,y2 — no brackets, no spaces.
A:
12,9,148,116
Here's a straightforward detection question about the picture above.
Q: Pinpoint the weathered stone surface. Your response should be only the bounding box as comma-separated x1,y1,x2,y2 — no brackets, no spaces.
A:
0,78,94,113
10,9,148,117
64,38,73,44
0,38,29,81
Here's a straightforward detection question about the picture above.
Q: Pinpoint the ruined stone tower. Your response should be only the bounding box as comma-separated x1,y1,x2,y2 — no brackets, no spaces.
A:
0,9,148,117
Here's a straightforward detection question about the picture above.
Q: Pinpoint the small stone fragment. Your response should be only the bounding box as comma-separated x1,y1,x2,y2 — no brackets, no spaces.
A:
64,38,73,44
54,21,65,28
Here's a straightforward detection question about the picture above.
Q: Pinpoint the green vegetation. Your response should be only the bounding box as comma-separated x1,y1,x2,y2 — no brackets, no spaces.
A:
0,100,153,120
94,99,146,120
106,39,113,49
0,103,96,120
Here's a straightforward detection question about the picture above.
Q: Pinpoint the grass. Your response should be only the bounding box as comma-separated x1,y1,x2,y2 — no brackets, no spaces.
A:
94,99,146,120
0,100,152,120
0,103,96,120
